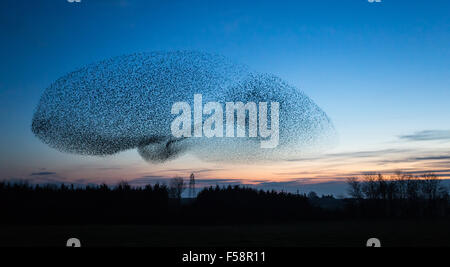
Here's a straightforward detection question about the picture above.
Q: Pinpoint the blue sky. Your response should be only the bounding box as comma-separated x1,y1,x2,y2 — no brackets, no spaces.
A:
1,0,450,195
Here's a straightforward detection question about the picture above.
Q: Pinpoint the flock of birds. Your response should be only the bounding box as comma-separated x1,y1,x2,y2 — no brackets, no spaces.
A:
32,51,336,163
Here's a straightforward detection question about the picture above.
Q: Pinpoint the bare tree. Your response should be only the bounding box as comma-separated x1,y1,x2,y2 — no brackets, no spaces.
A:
406,175,420,200
394,171,408,199
346,177,363,199
386,177,399,201
421,173,440,200
376,174,387,200
169,177,185,200
362,174,378,199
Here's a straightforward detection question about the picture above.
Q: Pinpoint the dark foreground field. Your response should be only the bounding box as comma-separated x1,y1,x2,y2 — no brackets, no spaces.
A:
1,220,449,247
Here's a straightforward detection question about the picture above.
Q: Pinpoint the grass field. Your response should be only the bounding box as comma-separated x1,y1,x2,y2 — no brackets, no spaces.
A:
1,220,449,247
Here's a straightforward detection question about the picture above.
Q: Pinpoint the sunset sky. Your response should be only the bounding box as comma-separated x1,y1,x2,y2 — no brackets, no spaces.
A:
1,0,449,196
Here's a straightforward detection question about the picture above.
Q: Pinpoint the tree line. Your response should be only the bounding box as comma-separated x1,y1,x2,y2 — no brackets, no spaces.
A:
0,171,448,224
345,172,449,218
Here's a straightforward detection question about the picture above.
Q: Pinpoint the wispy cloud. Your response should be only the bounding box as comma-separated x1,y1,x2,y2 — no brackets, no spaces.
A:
162,168,223,174
285,149,411,162
127,175,169,186
30,171,57,176
414,155,450,161
399,130,450,141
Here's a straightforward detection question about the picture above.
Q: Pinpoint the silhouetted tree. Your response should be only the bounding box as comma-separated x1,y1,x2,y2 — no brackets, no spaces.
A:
406,175,420,200
345,172,449,218
307,191,319,199
169,177,185,200
362,174,378,199
376,174,388,200
346,177,363,199
420,173,440,200
0,181,169,224
189,173,196,198
116,181,131,191
394,171,408,199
